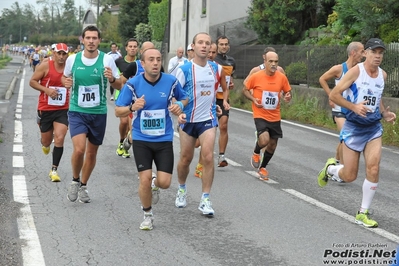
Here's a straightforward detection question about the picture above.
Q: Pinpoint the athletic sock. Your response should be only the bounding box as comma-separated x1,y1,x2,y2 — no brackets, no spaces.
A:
360,179,378,212
52,146,64,167
328,164,344,180
254,142,261,154
260,151,273,168
201,193,209,199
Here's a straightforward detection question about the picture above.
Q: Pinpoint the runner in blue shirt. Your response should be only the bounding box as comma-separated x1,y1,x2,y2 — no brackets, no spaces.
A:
115,48,188,231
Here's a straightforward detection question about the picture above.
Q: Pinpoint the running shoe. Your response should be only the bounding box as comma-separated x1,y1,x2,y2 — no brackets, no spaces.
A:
116,143,124,156
67,181,80,202
42,145,50,155
175,188,187,208
198,197,214,216
122,149,130,159
122,131,132,151
140,213,154,230
48,170,61,182
251,153,261,169
110,96,114,101
218,155,228,167
317,157,337,188
355,210,378,228
194,163,203,178
78,185,91,203
258,167,269,181
151,175,159,205
331,175,345,183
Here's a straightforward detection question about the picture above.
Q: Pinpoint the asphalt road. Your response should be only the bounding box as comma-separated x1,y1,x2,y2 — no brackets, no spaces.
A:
1,61,399,266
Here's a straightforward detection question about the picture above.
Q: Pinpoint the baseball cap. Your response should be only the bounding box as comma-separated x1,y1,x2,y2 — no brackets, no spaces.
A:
187,44,193,51
54,43,68,53
365,38,386,50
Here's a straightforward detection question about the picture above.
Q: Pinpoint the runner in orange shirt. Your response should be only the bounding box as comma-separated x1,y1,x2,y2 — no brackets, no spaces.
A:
242,51,291,180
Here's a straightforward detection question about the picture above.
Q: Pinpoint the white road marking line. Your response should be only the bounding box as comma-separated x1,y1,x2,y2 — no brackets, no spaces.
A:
246,170,279,184
14,144,23,153
13,68,46,266
13,175,46,266
13,156,24,168
14,120,22,143
283,189,399,244
232,107,399,154
226,158,241,167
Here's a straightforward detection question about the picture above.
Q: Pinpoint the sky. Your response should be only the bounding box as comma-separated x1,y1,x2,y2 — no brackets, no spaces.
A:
0,0,90,12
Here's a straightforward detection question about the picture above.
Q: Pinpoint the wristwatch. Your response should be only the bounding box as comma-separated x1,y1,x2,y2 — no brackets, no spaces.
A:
128,103,134,112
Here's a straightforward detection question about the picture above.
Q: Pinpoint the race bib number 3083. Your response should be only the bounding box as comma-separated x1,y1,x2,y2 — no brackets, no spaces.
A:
140,109,166,136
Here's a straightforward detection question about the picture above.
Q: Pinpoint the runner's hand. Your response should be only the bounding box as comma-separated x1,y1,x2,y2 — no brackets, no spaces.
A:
178,113,187,124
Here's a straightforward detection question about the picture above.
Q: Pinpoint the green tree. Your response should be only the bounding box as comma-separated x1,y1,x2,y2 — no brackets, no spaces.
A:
61,0,80,35
98,12,121,43
0,2,31,43
246,0,320,44
334,0,399,41
148,0,168,41
135,23,152,45
118,0,150,41
37,0,62,37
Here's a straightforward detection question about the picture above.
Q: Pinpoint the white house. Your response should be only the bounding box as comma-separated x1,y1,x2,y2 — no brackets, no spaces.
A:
166,0,257,61
82,7,105,30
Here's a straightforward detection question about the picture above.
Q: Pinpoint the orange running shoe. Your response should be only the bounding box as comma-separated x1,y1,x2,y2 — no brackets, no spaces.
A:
251,153,261,169
258,167,269,181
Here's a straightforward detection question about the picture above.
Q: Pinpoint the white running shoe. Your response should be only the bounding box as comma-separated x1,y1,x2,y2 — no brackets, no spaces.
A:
175,188,187,208
331,175,345,183
139,213,154,230
198,197,214,216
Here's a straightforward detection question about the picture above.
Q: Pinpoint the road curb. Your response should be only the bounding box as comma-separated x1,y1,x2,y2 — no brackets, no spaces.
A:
5,76,18,100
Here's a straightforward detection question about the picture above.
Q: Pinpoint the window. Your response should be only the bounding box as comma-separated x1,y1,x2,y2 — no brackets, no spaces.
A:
182,0,187,20
201,0,207,17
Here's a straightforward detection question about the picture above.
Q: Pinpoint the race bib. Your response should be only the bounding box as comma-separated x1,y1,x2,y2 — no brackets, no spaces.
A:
140,109,166,136
217,75,231,92
359,89,378,113
78,85,100,108
47,87,67,106
261,91,279,110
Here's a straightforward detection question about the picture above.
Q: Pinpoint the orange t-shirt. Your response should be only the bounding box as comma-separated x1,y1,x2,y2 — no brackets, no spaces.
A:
245,70,291,122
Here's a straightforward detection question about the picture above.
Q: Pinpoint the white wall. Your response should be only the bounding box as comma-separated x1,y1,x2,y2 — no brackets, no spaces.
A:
209,0,251,26
167,0,256,64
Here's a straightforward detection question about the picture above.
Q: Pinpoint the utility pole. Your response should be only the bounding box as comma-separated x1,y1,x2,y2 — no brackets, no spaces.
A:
19,15,22,43
51,6,54,38
97,0,99,27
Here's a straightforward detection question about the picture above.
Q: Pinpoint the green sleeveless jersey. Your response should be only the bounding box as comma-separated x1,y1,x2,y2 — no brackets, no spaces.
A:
69,51,108,114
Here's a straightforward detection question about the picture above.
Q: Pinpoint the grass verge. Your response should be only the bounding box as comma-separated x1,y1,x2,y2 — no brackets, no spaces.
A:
0,55,12,69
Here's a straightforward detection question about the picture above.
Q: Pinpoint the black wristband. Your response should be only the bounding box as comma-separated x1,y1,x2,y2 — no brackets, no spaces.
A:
129,103,134,112
110,77,116,84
